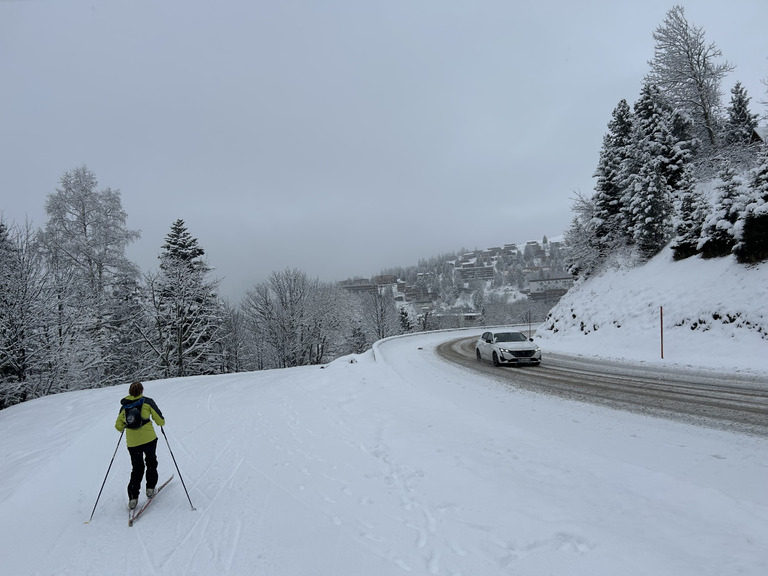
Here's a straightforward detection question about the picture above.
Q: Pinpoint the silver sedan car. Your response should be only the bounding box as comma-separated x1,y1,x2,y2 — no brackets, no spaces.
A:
476,331,542,366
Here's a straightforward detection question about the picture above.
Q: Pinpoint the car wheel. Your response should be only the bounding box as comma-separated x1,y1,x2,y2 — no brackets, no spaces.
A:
492,352,500,367
476,349,482,362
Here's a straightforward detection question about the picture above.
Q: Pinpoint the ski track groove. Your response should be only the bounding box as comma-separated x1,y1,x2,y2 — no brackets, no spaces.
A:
131,521,160,576
161,455,246,571
224,517,243,572
173,433,237,491
162,505,211,573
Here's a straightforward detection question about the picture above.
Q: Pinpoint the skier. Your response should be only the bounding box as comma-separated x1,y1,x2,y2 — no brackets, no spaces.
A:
115,381,166,510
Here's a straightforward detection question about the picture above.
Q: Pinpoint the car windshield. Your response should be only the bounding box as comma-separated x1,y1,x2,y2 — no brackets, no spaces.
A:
495,332,527,342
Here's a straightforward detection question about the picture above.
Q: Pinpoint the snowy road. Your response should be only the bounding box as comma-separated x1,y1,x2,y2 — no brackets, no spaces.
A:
1,329,766,575
439,335,768,436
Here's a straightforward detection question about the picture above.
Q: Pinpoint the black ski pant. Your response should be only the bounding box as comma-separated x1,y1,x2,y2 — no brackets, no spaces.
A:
127,438,159,499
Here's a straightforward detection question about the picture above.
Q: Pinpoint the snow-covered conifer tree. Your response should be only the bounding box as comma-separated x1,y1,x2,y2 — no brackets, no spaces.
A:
698,165,745,258
593,99,633,252
399,307,413,333
345,322,369,355
734,147,768,263
625,84,678,259
161,219,206,263
670,171,708,260
723,82,759,146
439,263,459,303
141,219,223,378
564,193,602,278
667,109,699,195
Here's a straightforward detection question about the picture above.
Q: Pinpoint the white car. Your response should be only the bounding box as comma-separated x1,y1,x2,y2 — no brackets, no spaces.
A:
475,331,542,366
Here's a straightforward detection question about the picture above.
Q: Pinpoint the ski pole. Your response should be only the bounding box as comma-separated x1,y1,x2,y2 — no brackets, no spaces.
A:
86,430,124,523
161,427,196,510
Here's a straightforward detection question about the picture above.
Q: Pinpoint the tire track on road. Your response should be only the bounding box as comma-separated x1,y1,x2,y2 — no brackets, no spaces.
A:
437,337,768,436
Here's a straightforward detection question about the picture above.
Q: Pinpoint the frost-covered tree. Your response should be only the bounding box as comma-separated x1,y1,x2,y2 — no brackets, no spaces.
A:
512,264,526,290
698,165,745,258
345,322,369,355
628,165,675,260
358,285,401,343
0,220,46,407
218,300,247,373
522,244,535,265
670,172,708,260
470,280,485,312
646,5,733,150
304,282,354,364
482,293,517,325
439,264,459,304
140,219,222,377
37,166,140,389
625,84,679,259
35,219,89,395
0,219,16,387
548,241,564,273
0,219,52,406
242,268,321,368
723,82,759,146
399,307,413,333
593,99,633,251
564,192,602,278
667,109,699,194
161,219,205,263
105,271,147,382
492,268,504,288
734,147,768,263
41,167,140,299
761,73,768,121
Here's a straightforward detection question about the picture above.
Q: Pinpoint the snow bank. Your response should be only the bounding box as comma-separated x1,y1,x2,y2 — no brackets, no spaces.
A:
538,246,768,374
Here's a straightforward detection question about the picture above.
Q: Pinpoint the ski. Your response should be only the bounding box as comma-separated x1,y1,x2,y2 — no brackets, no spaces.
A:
128,475,174,526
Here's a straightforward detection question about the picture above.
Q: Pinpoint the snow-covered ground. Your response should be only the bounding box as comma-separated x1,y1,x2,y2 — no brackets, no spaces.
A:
0,251,766,575
539,245,768,375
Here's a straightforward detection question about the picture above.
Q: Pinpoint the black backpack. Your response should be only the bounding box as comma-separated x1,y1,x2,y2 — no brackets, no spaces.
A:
123,398,150,429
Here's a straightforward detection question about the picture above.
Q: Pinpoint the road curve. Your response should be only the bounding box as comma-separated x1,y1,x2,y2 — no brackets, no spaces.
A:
436,336,768,437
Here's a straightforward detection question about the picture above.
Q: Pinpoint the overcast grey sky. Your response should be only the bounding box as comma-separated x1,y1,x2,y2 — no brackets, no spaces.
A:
2,0,766,300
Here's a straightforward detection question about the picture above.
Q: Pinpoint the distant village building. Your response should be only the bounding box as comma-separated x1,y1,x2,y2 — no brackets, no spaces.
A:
339,278,378,294
340,238,572,306
528,276,574,302
372,275,397,286
456,265,495,282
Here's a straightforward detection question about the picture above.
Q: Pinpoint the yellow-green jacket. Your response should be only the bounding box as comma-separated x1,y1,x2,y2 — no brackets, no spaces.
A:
115,395,166,448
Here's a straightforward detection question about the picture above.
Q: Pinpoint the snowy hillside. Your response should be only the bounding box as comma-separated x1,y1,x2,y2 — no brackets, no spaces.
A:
1,316,766,574
539,246,768,374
